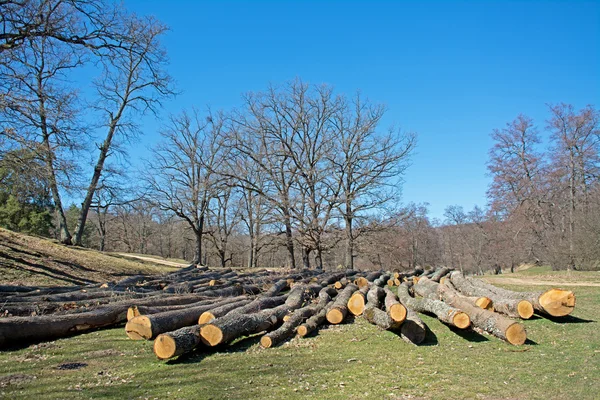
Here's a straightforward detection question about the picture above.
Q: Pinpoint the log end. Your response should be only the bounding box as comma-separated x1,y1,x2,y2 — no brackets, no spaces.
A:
200,324,223,347
388,303,407,324
387,279,395,287
439,277,446,285
506,322,527,345
125,316,152,340
326,308,345,324
354,277,369,288
260,336,273,348
297,325,308,337
475,297,493,311
334,281,344,289
453,312,471,329
539,289,576,317
127,306,140,321
517,300,534,319
394,278,402,286
153,334,177,360
198,312,215,325
347,293,366,316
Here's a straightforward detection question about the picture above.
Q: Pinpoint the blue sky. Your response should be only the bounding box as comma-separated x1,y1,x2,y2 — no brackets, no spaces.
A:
123,0,600,219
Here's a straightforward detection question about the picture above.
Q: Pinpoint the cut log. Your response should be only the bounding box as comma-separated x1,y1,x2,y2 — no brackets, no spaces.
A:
436,280,527,345
154,325,203,360
430,267,452,282
200,285,317,347
397,283,470,329
260,288,335,348
383,287,407,327
125,296,248,340
363,286,396,330
354,276,369,288
347,285,370,316
400,308,427,345
127,298,220,321
326,284,359,324
448,272,536,319
198,299,253,324
296,288,338,337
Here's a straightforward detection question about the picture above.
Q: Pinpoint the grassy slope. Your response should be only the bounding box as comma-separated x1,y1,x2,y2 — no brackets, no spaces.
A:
0,228,175,286
0,271,598,399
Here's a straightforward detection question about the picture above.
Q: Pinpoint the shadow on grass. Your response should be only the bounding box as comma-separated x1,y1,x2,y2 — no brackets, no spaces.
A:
420,326,438,346
538,314,595,324
448,325,489,342
168,334,263,365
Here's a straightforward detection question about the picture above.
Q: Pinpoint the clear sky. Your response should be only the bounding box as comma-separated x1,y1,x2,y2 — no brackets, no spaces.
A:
123,0,600,220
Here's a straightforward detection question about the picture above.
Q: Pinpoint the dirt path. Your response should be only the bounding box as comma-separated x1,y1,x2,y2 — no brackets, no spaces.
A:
118,254,187,268
483,277,600,287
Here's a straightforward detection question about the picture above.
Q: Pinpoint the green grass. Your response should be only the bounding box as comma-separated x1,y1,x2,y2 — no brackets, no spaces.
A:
1,281,598,399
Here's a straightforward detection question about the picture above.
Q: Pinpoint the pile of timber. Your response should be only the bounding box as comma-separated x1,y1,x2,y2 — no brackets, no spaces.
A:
0,265,577,359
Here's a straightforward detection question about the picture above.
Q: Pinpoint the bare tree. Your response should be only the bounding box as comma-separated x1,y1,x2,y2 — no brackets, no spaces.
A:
547,103,600,269
206,181,243,268
145,109,227,265
0,26,86,243
71,15,174,246
0,0,127,53
331,93,416,269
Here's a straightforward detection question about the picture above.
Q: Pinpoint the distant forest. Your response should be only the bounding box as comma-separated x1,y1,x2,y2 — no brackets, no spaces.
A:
1,1,599,272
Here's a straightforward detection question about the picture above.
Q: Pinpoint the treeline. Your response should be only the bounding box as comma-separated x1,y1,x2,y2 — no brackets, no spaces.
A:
1,1,599,272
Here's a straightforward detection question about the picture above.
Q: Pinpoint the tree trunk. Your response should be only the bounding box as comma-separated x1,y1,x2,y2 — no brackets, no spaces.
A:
326,283,359,324
125,296,248,340
397,283,470,329
200,284,318,346
448,272,534,319
383,287,407,327
302,246,311,269
434,279,527,345
260,288,335,348
400,308,427,345
449,272,574,317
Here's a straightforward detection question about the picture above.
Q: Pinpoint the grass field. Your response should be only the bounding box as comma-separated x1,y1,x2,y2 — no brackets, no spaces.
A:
0,273,598,399
0,228,176,286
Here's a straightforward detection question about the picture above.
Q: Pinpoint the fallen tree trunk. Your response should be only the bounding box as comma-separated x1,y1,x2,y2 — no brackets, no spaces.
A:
297,289,339,337
400,308,427,345
127,298,220,321
363,286,396,330
260,287,336,348
383,287,407,327
200,284,319,347
435,279,527,345
347,285,370,316
397,283,470,329
449,272,571,318
125,296,249,340
154,324,204,360
326,284,359,324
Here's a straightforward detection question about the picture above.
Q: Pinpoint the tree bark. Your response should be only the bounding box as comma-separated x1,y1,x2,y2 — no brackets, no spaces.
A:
397,283,470,329
326,283,359,324
448,272,533,319
125,296,248,340
449,272,574,317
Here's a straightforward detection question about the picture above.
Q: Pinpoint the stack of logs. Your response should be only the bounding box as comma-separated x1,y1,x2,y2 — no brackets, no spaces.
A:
0,266,576,361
